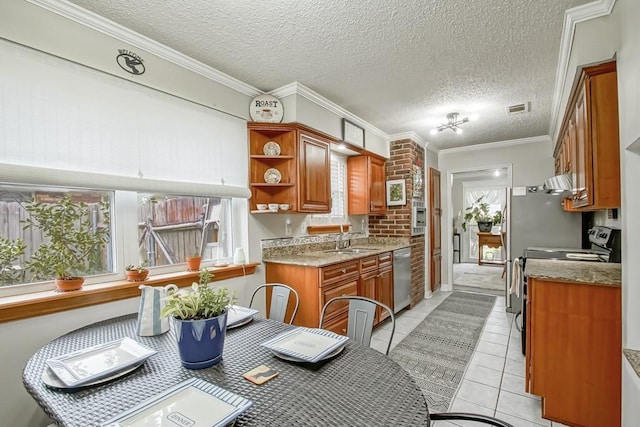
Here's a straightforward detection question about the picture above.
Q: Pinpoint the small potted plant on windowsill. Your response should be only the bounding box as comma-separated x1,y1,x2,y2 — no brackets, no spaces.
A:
0,237,26,286
186,244,202,271
22,196,110,292
161,269,235,369
125,261,149,282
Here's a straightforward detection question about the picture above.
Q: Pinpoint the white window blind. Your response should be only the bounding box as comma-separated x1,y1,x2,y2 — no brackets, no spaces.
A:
330,155,346,218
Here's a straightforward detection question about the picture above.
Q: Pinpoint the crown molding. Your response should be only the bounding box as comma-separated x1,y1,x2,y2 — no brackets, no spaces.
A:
388,131,429,148
269,81,389,140
548,0,617,141
26,0,262,97
439,135,551,156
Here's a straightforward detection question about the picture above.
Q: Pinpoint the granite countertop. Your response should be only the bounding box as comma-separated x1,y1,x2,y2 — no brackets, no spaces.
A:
525,259,621,286
262,241,410,267
624,349,640,379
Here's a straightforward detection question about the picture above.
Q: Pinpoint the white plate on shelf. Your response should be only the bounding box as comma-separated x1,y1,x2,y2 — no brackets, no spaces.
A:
101,378,253,427
42,361,144,390
226,305,259,329
261,327,349,363
263,141,281,156
46,337,156,387
263,168,282,184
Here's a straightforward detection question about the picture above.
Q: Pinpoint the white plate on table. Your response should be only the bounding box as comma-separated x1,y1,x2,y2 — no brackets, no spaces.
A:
226,305,259,329
101,378,252,427
45,337,156,388
270,345,345,363
261,327,349,363
42,361,144,390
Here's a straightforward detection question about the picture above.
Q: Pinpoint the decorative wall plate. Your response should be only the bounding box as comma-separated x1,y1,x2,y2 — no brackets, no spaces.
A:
264,168,282,184
263,141,281,156
249,94,284,123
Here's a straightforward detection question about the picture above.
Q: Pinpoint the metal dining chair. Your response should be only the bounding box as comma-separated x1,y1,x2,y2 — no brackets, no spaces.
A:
319,295,396,355
429,412,514,426
249,283,299,324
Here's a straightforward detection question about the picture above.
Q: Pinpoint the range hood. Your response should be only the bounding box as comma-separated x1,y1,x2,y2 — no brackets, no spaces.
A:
543,173,573,195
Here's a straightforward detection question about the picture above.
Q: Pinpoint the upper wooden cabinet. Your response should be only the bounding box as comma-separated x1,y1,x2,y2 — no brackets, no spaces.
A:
347,155,386,214
298,130,331,212
248,123,331,213
554,61,620,211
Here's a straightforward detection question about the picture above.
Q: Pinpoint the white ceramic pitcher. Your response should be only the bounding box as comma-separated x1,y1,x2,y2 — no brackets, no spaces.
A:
136,284,178,336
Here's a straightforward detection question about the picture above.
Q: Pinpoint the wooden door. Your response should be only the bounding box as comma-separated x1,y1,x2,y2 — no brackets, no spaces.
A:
298,131,331,212
369,157,386,213
429,167,441,292
359,271,378,324
376,267,393,322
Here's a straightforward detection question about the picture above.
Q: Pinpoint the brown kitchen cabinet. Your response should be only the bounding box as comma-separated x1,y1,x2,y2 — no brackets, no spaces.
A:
526,278,621,426
347,155,386,214
264,251,394,336
248,123,332,213
553,61,620,211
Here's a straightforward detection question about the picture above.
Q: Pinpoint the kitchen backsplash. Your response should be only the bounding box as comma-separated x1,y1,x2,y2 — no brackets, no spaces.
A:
261,232,408,257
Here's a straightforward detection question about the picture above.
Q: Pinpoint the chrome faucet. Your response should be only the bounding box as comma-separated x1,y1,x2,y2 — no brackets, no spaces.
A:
336,224,350,250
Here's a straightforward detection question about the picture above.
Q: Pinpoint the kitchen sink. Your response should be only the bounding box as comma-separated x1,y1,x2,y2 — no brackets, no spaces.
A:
323,248,378,254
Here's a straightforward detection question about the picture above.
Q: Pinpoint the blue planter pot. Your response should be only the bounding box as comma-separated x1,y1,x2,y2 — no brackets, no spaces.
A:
172,311,228,369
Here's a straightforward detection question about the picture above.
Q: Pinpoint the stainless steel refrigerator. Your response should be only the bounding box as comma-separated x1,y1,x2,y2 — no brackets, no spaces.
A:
505,187,581,313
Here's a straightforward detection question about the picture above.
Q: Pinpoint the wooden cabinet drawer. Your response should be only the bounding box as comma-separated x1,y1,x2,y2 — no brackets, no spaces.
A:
322,312,348,336
321,261,359,287
321,279,358,319
378,252,392,268
360,255,378,273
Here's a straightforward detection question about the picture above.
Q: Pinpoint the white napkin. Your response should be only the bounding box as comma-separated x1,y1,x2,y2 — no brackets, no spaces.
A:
510,257,522,297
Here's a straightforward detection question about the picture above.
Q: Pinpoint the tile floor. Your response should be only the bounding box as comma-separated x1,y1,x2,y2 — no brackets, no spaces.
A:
371,291,569,427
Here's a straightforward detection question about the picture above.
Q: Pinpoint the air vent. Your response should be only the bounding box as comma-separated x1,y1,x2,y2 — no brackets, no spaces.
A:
506,102,530,115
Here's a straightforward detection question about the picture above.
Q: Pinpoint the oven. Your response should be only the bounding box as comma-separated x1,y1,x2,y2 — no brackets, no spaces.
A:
517,226,621,354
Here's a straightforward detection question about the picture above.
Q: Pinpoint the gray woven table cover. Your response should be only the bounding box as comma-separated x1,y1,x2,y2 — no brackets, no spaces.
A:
23,314,430,427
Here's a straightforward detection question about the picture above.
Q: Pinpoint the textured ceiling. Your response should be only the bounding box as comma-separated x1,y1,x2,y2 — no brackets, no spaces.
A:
66,0,590,149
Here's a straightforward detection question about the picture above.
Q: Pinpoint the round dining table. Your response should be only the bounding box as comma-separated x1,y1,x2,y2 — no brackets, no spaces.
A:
22,313,430,427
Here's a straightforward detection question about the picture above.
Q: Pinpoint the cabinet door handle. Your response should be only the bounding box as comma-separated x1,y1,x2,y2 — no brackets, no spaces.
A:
341,269,346,274
341,293,348,297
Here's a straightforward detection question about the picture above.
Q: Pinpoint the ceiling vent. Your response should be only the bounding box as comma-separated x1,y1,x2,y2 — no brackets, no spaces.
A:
506,102,530,115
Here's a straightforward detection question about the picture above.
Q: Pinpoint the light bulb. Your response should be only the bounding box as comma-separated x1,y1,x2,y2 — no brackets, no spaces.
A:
430,129,438,135
456,128,463,135
469,113,479,121
494,170,500,177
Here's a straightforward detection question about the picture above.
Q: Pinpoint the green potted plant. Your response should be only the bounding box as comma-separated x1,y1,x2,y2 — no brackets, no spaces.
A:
185,243,202,271
161,269,235,369
492,209,503,227
125,261,149,282
461,196,493,232
22,196,110,291
0,237,26,286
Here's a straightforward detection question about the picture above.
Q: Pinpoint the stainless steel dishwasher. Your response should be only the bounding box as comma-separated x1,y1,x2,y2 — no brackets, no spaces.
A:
393,247,411,313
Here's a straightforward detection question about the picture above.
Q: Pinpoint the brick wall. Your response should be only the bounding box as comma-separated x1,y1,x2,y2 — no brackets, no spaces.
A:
370,139,427,306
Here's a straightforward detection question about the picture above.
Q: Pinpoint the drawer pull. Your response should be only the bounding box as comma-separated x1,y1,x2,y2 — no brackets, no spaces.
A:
341,269,347,274
341,293,348,296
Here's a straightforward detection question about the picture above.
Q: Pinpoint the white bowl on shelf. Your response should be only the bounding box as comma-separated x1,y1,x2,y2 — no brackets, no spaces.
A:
256,204,268,211
268,203,279,212
279,204,291,211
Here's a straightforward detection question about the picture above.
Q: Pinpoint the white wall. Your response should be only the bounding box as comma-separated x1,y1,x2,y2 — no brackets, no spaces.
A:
610,0,640,423
438,140,552,287
0,15,264,427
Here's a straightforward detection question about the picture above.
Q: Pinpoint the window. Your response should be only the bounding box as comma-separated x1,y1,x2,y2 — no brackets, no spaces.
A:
314,153,347,221
0,182,235,295
0,184,114,288
137,194,232,266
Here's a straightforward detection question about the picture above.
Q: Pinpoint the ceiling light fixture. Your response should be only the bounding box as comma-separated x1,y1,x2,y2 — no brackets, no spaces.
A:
429,112,477,135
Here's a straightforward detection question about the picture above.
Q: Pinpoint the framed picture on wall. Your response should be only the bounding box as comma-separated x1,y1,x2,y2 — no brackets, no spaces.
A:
342,119,365,148
386,179,406,206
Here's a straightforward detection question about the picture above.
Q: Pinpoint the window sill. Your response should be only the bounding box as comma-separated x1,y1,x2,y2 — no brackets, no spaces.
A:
0,263,260,323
